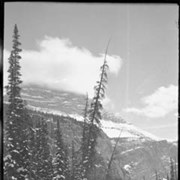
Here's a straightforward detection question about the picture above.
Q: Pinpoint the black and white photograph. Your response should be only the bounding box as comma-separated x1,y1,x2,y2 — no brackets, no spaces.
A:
2,2,178,180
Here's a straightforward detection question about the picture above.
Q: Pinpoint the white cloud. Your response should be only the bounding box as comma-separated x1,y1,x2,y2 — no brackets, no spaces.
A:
102,96,115,111
4,36,122,97
124,85,178,118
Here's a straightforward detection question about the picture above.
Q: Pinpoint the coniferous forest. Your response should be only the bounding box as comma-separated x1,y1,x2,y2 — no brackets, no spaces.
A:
3,25,178,180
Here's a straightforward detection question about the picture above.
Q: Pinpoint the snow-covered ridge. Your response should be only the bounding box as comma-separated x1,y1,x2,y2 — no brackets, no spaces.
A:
26,105,160,141
27,105,84,122
4,100,160,141
4,86,161,141
101,119,161,141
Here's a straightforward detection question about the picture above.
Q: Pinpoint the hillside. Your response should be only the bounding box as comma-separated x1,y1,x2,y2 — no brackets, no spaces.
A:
3,85,178,180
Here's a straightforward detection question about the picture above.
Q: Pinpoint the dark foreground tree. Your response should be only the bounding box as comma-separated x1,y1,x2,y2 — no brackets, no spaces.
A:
170,158,175,180
34,118,53,180
82,41,110,179
4,24,30,180
27,118,37,180
53,118,70,180
70,138,82,180
79,94,90,178
155,170,158,180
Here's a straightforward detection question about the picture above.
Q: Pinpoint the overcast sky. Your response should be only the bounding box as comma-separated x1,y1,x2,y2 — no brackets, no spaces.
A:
4,3,178,140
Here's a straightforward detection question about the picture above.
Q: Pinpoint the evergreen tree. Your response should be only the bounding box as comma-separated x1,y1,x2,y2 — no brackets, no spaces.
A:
34,118,53,180
70,140,75,180
22,103,35,179
170,158,175,180
53,118,69,180
71,139,79,180
28,123,37,180
80,94,90,178
4,24,30,180
81,94,89,156
63,145,71,180
28,115,41,180
174,158,178,180
82,41,110,179
155,170,159,180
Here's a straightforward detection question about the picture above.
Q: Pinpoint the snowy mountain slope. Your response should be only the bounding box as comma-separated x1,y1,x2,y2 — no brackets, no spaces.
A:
4,84,161,141
27,105,161,141
26,105,160,141
101,119,160,140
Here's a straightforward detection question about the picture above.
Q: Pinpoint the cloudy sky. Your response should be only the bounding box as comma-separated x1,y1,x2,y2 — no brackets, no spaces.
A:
4,3,178,140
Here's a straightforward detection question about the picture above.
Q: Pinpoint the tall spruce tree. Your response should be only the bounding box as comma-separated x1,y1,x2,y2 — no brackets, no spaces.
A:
174,158,178,180
82,41,110,179
53,118,69,180
22,103,35,179
28,115,42,180
71,140,76,180
70,138,82,180
28,120,37,180
71,94,90,180
81,94,89,157
170,158,175,180
155,170,158,180
63,145,71,180
4,24,30,180
34,118,53,180
80,94,90,178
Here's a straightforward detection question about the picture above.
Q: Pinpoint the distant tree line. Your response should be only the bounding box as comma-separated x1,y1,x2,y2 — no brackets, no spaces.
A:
142,158,178,180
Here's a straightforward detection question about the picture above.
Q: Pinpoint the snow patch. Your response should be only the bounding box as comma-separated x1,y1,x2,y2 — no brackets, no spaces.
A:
21,92,43,99
4,154,12,161
124,164,131,172
17,167,26,172
22,97,53,103
121,147,142,155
